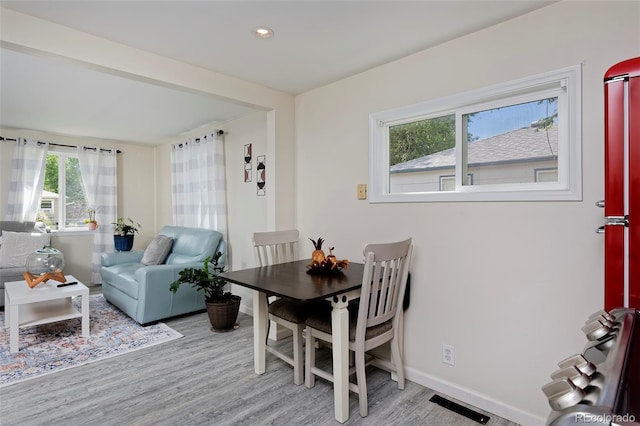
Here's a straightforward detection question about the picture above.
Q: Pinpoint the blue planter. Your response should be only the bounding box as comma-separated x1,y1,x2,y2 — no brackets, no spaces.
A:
114,235,135,251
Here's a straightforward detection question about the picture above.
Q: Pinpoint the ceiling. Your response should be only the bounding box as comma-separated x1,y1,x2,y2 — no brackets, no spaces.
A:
0,1,556,145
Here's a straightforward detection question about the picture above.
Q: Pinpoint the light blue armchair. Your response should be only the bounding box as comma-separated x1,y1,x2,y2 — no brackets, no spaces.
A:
100,226,226,324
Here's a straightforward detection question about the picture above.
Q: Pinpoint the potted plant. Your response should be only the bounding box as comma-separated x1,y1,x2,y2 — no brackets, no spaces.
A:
85,208,98,230
169,251,241,331
112,217,141,251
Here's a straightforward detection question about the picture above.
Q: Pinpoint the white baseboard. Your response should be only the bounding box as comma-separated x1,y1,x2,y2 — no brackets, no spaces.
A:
405,366,545,426
239,304,252,316
239,304,544,425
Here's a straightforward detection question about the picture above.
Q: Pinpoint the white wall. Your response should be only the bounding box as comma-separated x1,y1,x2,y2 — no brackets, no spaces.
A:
219,111,269,307
294,2,639,424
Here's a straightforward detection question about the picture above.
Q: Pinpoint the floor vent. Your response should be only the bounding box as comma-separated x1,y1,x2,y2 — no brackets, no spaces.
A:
429,394,490,424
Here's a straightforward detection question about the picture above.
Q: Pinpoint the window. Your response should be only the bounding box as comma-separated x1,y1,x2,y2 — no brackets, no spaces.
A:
535,168,559,183
439,176,455,192
38,151,89,231
369,65,581,202
439,174,473,192
40,199,53,213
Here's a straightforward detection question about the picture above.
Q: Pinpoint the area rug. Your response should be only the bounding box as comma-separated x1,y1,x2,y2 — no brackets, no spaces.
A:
0,294,183,387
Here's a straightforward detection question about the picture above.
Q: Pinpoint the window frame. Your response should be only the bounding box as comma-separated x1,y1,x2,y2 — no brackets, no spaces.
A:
369,65,582,203
535,167,559,183
40,149,91,232
439,174,474,192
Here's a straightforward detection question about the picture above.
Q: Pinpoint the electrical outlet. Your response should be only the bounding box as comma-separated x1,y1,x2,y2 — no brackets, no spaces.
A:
442,344,455,366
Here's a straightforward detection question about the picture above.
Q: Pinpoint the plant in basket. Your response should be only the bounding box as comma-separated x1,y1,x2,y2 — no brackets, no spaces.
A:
169,251,241,331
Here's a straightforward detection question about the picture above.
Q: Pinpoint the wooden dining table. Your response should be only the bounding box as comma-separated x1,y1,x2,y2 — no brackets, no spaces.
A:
221,259,365,423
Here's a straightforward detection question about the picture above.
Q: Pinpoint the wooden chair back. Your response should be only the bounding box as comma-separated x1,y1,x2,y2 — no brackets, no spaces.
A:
356,238,413,346
252,229,299,266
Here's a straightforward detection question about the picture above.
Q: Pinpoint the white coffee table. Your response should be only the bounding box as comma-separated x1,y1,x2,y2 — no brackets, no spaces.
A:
4,275,90,353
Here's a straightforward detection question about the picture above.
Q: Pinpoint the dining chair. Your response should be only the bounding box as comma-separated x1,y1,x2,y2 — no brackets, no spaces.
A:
252,229,327,385
304,238,413,417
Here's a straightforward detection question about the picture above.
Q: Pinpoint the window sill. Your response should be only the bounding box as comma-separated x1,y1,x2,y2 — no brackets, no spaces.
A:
48,230,97,237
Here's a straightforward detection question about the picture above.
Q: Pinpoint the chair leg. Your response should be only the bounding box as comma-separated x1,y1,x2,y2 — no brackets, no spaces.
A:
292,323,304,385
390,335,405,390
265,317,271,345
305,328,316,388
355,350,368,417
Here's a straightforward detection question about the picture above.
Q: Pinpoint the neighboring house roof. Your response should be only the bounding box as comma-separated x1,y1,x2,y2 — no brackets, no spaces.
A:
390,125,558,173
42,190,59,199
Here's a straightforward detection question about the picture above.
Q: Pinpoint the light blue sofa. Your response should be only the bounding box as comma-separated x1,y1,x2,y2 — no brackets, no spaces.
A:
100,226,225,324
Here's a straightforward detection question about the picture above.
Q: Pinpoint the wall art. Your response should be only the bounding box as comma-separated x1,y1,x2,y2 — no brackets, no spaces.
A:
256,155,266,196
244,143,252,182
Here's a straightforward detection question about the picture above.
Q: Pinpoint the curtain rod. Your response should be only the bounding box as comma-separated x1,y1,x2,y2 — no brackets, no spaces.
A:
195,129,225,139
173,130,226,148
1,129,224,151
0,136,122,154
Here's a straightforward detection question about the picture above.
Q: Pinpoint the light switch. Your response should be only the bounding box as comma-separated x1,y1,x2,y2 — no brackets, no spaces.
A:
357,184,367,200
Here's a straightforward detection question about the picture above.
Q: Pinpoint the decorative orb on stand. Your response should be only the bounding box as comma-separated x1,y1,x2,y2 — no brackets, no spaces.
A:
23,246,66,288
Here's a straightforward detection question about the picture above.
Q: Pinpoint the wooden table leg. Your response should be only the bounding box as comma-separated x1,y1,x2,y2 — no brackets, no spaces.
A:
331,294,350,423
253,290,268,374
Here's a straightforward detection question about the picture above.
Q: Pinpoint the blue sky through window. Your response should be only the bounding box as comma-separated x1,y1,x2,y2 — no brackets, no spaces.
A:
467,98,558,141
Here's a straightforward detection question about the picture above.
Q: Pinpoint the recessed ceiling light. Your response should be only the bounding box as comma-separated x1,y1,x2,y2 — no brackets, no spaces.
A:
253,26,274,39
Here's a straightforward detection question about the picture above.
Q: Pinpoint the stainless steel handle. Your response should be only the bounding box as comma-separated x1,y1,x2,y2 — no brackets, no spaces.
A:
596,215,629,233
596,200,605,208
605,215,629,227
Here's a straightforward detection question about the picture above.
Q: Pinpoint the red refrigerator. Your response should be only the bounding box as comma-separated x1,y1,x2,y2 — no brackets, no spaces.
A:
602,57,640,310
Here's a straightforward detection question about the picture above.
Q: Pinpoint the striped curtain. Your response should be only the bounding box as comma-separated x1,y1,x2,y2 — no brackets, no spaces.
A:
5,138,49,222
78,146,117,283
170,131,227,239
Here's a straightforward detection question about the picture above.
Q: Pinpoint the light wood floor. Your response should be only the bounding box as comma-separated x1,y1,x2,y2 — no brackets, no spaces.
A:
1,304,521,426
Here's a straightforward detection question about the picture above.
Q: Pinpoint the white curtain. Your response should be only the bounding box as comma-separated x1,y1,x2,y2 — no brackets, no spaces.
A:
78,146,117,283
170,131,227,238
5,138,49,222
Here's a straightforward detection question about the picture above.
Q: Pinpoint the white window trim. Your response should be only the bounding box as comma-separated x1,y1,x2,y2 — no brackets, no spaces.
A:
369,65,582,203
44,148,91,233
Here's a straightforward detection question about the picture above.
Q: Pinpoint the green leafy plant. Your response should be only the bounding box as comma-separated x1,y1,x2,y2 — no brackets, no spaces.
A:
169,251,235,303
112,217,141,235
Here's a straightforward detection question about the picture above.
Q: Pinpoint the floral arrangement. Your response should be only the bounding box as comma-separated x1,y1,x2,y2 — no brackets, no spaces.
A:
85,208,98,229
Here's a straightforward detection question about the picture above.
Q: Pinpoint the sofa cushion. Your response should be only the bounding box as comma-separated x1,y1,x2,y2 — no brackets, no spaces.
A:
160,226,221,265
100,263,145,299
141,234,173,265
0,231,51,268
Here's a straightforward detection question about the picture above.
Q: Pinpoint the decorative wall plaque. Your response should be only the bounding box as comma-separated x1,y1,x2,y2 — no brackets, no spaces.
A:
256,155,265,196
244,143,252,182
